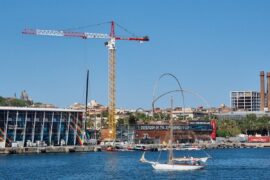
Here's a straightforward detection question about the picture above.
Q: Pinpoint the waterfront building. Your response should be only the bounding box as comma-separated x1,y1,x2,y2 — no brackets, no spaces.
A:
0,107,84,148
230,91,260,111
134,120,216,144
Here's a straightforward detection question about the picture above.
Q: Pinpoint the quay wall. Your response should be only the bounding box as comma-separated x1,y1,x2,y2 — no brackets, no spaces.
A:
0,145,97,154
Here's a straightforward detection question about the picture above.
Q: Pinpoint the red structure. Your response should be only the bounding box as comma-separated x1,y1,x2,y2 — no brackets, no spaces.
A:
210,120,217,140
248,136,270,143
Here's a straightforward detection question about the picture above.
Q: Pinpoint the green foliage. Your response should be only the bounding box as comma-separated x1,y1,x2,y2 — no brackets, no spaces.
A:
128,115,137,125
117,118,125,125
216,129,230,137
101,111,108,118
217,119,241,137
0,97,32,107
204,114,217,121
134,112,152,123
153,112,170,121
115,112,153,126
33,102,43,106
217,113,270,137
0,96,5,103
177,115,190,121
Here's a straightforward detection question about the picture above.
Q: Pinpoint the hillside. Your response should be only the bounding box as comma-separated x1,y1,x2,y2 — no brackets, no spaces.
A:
0,96,32,107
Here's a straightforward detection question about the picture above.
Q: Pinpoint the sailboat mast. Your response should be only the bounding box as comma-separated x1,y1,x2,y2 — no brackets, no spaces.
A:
85,69,89,132
168,97,174,165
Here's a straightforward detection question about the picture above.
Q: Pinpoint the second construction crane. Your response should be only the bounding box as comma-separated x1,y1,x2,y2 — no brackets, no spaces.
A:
22,21,149,140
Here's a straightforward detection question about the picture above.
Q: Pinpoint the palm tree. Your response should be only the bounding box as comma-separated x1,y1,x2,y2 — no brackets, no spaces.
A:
245,114,257,135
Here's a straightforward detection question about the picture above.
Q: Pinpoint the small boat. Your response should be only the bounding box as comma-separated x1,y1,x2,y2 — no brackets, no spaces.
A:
133,144,146,151
181,147,201,151
176,145,201,151
104,146,116,152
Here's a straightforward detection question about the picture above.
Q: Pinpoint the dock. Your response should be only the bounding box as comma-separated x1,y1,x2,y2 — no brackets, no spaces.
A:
0,145,101,154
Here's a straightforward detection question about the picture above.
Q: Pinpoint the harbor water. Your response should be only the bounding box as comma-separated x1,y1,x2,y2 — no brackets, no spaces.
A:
0,148,270,179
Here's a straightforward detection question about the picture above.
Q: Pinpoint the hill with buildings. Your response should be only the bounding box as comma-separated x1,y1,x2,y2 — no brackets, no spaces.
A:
0,90,56,108
0,96,32,107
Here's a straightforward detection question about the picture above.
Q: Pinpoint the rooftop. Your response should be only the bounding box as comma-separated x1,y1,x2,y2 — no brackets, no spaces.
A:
0,106,84,112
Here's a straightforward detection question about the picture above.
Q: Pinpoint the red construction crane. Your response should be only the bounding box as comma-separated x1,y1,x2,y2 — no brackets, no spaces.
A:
22,21,149,141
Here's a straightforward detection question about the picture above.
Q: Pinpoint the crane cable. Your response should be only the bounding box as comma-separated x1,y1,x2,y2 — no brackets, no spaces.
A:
63,21,110,31
114,22,138,37
61,21,141,40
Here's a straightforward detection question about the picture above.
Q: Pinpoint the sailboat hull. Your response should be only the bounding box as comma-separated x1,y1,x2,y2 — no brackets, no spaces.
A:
152,163,204,171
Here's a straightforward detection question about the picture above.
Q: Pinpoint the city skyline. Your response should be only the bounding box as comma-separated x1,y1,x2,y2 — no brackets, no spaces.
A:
1,0,270,109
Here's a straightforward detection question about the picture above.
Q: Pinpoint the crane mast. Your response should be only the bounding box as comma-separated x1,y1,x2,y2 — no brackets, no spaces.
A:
108,45,116,140
22,21,149,141
106,33,116,140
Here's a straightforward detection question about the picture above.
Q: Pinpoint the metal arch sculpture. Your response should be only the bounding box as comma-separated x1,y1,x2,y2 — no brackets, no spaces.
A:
135,107,145,113
152,73,186,116
152,89,212,120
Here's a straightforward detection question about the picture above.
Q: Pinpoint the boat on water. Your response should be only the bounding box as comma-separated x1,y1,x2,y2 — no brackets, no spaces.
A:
133,144,147,151
140,152,204,170
141,149,205,171
101,141,135,152
177,146,201,151
140,151,210,164
140,98,205,171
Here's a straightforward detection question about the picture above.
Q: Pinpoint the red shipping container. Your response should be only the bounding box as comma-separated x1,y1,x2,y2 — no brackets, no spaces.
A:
248,136,270,143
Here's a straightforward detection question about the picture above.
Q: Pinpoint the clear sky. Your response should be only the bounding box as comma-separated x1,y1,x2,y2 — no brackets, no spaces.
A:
0,0,270,109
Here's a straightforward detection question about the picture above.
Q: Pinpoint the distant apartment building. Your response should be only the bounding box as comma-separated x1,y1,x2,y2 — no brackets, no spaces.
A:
230,91,260,111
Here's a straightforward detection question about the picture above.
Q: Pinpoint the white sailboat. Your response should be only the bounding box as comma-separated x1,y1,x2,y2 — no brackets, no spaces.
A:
141,98,205,171
141,152,210,165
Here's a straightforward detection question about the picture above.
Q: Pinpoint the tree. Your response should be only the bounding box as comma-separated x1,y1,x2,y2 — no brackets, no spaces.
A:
128,115,137,125
239,114,257,135
101,110,108,118
117,118,125,126
153,112,170,121
217,114,270,137
257,115,270,136
134,112,152,124
216,119,241,137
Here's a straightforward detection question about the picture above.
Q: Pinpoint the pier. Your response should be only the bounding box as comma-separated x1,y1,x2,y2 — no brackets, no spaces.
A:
0,145,101,154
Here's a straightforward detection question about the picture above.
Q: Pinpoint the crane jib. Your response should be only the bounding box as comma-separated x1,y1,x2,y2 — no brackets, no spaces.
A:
23,29,149,41
23,29,110,39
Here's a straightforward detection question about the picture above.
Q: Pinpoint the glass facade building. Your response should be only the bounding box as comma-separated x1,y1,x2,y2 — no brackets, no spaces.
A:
0,107,84,148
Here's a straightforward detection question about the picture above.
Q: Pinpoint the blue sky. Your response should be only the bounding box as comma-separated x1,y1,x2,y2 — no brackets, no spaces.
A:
0,0,269,109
